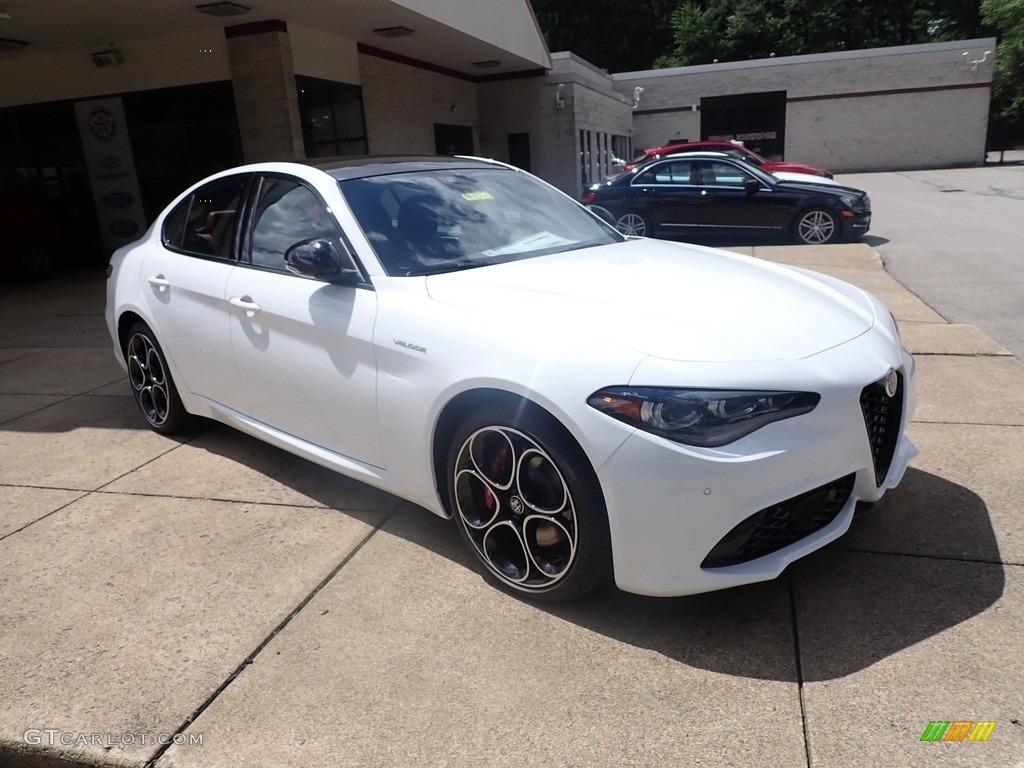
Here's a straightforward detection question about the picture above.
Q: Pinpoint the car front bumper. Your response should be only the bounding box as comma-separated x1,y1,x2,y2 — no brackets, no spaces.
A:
842,212,871,239
594,335,916,597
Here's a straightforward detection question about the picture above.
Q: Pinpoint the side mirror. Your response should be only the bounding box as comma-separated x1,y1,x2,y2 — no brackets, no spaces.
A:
284,238,361,284
744,178,761,196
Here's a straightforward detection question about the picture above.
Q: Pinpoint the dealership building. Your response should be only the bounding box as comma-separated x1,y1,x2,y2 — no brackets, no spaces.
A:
0,0,996,268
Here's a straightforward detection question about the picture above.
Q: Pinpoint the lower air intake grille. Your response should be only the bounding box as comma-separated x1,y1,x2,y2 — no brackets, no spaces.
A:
860,371,904,486
701,474,856,569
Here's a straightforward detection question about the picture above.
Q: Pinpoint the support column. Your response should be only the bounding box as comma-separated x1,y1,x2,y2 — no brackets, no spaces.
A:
225,20,305,162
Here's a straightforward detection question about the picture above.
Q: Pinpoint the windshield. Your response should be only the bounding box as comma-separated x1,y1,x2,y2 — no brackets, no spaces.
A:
339,167,623,276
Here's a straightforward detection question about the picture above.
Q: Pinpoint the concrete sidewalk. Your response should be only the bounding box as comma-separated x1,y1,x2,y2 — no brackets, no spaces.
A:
1,247,1021,768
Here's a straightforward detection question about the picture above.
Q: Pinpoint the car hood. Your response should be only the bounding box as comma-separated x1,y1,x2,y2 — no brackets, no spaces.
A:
424,238,875,362
772,170,840,186
774,179,866,198
764,161,829,176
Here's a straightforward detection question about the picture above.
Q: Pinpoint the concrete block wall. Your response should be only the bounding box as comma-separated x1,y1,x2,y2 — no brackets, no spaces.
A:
358,53,479,156
226,28,305,163
477,77,579,196
545,53,635,196
788,87,992,171
616,38,996,172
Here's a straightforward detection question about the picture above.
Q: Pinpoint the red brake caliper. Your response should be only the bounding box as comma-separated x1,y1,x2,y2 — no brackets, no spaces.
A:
483,444,510,512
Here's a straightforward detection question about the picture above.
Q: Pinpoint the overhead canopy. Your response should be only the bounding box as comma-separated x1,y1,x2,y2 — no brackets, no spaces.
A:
0,0,551,76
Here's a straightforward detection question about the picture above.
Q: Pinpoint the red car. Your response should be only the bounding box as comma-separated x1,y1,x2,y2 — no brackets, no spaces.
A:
0,190,62,279
623,140,833,178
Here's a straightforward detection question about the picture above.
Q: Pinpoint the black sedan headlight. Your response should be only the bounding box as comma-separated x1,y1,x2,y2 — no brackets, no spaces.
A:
588,387,820,447
840,193,870,212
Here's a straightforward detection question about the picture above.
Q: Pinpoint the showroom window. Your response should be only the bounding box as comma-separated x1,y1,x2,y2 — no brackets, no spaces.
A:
297,76,368,158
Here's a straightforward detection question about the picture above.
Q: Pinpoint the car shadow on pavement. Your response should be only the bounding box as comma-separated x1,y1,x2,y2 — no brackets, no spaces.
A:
183,429,1005,685
861,234,891,247
535,467,1003,683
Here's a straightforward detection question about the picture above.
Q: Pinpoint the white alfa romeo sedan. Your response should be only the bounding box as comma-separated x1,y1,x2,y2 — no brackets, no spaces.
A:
106,156,916,601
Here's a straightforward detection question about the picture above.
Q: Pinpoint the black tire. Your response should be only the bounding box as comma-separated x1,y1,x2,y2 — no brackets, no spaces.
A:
124,321,193,434
614,210,652,237
793,207,840,245
446,403,612,602
14,234,55,280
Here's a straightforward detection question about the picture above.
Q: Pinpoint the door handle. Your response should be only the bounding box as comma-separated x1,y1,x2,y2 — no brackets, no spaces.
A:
229,296,262,317
147,274,170,291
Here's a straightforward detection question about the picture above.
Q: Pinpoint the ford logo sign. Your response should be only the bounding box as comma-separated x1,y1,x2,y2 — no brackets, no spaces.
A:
101,191,134,209
109,220,140,237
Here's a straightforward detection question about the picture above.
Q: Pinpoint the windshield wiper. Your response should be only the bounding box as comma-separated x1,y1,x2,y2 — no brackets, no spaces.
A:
403,260,487,277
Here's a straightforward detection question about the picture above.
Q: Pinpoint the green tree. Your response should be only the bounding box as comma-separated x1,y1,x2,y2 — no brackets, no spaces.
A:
531,0,680,72
655,0,989,67
982,0,1024,124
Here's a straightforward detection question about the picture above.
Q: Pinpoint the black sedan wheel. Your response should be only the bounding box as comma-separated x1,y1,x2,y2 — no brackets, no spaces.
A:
125,321,192,434
447,405,611,601
794,207,840,245
615,211,651,237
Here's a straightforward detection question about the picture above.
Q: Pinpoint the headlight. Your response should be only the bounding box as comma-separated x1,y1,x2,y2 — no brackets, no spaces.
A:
839,195,858,209
587,387,820,447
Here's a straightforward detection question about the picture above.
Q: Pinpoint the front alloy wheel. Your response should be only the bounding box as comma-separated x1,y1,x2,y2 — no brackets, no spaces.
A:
448,407,610,601
795,208,839,244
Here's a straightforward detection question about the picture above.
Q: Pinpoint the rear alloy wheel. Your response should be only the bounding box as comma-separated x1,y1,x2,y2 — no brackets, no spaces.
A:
447,406,611,601
125,321,192,434
615,211,651,237
794,207,840,245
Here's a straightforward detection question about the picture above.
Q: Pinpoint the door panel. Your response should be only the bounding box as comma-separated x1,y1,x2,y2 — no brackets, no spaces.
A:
226,270,383,466
228,174,383,466
139,250,237,403
137,173,249,404
630,160,701,232
695,160,787,232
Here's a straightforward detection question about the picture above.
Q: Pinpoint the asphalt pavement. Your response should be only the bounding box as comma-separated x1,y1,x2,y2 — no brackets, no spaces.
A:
841,150,1024,361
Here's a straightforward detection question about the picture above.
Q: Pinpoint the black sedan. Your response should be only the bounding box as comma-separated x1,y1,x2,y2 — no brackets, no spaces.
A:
582,152,870,245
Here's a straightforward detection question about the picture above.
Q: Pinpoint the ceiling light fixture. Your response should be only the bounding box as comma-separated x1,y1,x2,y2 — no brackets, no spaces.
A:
0,37,28,51
195,2,250,17
373,26,414,38
472,60,501,68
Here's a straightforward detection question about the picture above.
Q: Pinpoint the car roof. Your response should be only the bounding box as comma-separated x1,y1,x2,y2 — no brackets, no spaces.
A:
649,140,745,152
311,155,507,181
650,151,736,161
660,151,729,158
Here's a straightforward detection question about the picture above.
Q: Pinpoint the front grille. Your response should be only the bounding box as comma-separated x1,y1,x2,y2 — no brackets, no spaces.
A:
860,371,904,485
701,474,855,569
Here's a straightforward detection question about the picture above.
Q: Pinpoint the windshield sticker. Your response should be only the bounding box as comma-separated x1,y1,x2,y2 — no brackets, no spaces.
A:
461,191,494,201
482,231,577,257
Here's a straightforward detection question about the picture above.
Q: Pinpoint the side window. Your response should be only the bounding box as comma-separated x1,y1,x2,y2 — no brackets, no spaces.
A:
174,175,248,259
634,161,693,185
250,176,342,271
701,161,753,188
